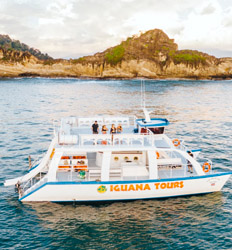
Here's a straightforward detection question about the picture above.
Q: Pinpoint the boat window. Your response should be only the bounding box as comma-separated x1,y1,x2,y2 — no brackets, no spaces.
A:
149,127,164,134
154,138,170,148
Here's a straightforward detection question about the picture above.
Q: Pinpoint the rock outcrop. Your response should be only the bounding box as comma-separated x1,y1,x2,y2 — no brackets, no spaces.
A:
0,29,231,79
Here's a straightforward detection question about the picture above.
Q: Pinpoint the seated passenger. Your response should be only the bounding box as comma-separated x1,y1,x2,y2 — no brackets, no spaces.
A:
110,124,117,134
117,124,123,133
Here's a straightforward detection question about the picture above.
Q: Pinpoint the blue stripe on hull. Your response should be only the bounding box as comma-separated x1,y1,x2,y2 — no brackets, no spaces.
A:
19,172,232,202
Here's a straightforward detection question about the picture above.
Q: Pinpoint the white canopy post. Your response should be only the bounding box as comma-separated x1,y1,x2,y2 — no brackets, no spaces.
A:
101,151,111,181
147,150,158,179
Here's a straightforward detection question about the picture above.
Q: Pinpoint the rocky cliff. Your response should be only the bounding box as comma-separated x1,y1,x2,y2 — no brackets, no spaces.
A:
0,29,231,79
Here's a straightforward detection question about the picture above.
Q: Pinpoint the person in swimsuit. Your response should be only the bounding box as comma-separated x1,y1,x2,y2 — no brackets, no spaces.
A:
102,125,108,134
110,124,117,144
110,124,117,134
101,125,108,145
117,124,123,133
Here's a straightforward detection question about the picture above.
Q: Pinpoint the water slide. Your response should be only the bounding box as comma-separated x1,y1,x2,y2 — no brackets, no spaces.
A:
4,138,57,186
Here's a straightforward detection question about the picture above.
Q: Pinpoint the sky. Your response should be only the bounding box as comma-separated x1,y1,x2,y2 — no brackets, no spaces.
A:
0,0,231,59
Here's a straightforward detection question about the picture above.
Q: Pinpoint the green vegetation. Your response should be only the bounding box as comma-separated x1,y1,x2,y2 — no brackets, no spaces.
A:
43,59,55,65
161,46,170,51
71,57,86,64
1,56,8,61
105,45,125,65
0,34,52,60
170,51,206,65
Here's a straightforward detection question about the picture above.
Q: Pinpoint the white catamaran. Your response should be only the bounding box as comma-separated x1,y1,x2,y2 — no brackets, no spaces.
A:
4,108,231,202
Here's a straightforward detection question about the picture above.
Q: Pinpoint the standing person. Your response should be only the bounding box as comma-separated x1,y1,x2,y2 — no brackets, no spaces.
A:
92,121,99,134
102,125,108,134
117,124,123,133
110,124,117,134
101,125,108,145
187,151,194,173
110,124,117,144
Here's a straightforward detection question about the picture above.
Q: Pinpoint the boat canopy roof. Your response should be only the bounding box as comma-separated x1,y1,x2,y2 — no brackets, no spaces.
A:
136,118,169,128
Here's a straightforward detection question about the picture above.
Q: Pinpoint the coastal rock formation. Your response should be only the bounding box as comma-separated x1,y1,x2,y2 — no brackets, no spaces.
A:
0,29,231,79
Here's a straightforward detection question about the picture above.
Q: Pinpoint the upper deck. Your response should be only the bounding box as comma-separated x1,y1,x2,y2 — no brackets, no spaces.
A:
55,116,173,151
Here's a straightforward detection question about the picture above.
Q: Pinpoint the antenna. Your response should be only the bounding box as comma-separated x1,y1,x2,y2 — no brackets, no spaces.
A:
141,79,151,123
141,80,146,109
52,119,56,136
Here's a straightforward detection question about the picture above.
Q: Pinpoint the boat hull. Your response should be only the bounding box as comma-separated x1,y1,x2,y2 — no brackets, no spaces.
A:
20,172,231,202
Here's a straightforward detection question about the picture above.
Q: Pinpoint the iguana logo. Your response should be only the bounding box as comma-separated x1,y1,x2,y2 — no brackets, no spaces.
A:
97,185,107,193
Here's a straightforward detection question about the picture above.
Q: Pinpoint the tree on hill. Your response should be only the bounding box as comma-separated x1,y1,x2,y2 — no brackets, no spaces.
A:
0,34,52,60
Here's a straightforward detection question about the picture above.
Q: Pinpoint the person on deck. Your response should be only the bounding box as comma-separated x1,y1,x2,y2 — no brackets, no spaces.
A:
187,151,194,173
92,121,99,134
102,125,108,134
117,124,123,133
110,124,117,134
101,125,108,145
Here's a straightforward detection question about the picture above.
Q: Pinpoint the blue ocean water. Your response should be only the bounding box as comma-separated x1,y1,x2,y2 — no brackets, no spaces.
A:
0,78,231,250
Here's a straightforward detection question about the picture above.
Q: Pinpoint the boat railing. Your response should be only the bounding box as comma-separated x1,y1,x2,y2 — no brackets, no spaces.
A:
29,153,45,171
21,179,32,194
22,172,47,196
78,133,166,148
179,139,187,151
171,138,186,151
76,116,133,128
158,162,194,179
131,115,137,127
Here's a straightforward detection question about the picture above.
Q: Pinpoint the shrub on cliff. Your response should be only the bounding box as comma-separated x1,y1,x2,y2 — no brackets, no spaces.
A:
0,34,52,60
105,45,125,65
71,57,86,64
170,50,207,67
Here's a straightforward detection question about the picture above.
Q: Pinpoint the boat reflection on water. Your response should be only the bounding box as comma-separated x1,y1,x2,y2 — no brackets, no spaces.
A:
26,192,225,231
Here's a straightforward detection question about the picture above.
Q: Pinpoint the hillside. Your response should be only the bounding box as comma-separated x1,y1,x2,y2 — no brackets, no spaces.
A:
0,29,231,79
79,29,216,67
74,29,221,77
0,34,52,60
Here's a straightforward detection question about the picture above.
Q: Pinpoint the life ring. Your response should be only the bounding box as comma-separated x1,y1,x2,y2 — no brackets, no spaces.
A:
202,162,211,173
172,139,181,147
156,152,160,159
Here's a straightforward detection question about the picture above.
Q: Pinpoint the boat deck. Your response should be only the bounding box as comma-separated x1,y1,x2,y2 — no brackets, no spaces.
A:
56,166,196,182
57,132,173,150
56,151,195,182
71,126,135,135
